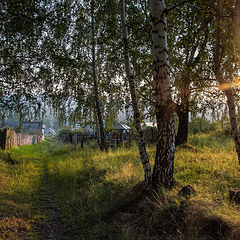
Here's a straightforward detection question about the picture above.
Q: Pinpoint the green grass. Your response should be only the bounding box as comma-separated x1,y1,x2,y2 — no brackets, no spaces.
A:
0,144,44,239
0,134,239,239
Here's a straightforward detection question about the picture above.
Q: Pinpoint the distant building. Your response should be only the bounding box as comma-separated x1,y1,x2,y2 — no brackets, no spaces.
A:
45,128,57,137
0,120,45,141
110,120,132,132
105,120,132,142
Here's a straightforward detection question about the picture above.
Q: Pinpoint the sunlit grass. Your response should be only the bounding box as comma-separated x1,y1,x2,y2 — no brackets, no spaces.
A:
0,133,239,239
0,144,44,239
175,146,240,224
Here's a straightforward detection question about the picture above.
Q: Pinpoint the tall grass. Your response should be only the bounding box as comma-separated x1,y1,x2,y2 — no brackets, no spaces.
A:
0,133,239,239
0,144,44,239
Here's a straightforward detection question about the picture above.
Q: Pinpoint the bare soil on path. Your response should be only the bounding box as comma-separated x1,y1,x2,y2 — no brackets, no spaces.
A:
33,164,65,240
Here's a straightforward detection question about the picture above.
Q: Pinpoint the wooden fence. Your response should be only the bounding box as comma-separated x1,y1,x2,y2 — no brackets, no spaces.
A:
0,129,42,150
60,133,86,147
60,132,133,148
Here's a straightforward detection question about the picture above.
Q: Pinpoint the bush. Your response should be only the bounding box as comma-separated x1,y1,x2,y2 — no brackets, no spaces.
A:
57,128,87,137
189,117,217,134
143,126,158,145
57,128,72,136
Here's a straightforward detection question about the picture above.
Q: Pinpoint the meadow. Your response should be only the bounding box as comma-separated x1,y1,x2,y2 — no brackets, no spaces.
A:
0,132,239,240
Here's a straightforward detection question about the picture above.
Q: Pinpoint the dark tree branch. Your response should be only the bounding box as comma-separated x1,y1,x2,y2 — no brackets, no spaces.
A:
163,0,195,16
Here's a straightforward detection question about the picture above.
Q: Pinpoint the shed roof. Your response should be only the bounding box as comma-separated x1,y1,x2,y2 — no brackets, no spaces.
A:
111,121,131,130
45,128,57,135
0,120,45,132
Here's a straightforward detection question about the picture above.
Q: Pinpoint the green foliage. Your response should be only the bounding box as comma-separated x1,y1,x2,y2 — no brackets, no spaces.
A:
57,127,72,136
189,117,234,140
0,150,11,162
143,126,158,144
189,117,217,134
57,127,87,139
1,0,239,138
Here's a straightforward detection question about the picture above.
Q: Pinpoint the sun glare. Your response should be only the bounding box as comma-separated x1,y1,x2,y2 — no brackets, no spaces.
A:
218,76,240,90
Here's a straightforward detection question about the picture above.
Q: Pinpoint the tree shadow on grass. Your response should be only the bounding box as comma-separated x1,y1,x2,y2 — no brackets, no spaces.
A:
30,155,240,240
43,165,145,240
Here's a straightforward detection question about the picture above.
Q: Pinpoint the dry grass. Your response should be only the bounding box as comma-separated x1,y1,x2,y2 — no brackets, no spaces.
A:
0,133,239,239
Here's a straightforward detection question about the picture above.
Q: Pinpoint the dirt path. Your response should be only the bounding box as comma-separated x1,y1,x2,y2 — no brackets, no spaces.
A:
33,163,65,240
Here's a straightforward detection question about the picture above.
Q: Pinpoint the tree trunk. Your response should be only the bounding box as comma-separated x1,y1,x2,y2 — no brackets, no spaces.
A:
17,112,23,133
0,113,5,127
93,108,101,148
176,101,189,146
150,0,175,188
81,135,84,148
214,0,240,163
120,0,152,185
91,1,107,152
234,0,240,54
151,127,154,144
176,73,190,146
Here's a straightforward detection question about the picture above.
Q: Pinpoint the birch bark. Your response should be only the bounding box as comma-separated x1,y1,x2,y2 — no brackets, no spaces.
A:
234,0,240,54
214,0,240,163
120,0,152,185
91,1,108,151
150,0,175,188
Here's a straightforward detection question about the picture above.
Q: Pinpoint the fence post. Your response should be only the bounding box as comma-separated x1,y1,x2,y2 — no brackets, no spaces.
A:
0,129,7,150
0,129,42,150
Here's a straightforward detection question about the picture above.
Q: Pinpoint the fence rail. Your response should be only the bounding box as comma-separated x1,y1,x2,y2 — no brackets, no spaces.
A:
0,129,42,150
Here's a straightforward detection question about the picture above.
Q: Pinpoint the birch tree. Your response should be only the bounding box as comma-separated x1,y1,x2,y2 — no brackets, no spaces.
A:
90,0,108,151
214,0,240,163
120,0,152,185
150,0,175,188
43,0,123,149
234,0,240,54
169,1,213,146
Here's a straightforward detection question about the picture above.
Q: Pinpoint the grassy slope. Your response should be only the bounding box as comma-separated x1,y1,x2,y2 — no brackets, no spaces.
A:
0,133,239,239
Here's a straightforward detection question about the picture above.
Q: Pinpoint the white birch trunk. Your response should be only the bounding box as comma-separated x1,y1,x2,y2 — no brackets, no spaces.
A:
215,0,240,163
120,0,152,185
150,0,175,188
91,1,107,151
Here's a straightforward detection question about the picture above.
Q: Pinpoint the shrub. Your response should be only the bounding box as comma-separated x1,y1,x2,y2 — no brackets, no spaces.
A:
143,126,158,145
189,117,215,134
